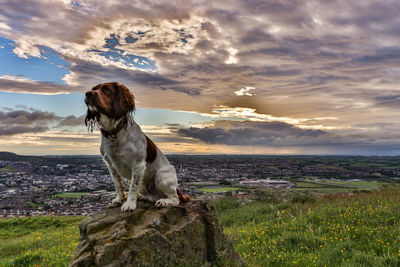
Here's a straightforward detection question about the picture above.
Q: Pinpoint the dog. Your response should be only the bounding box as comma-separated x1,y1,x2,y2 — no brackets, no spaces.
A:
84,82,189,212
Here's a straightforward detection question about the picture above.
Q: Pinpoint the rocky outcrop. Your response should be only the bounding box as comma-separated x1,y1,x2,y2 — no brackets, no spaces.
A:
69,201,244,267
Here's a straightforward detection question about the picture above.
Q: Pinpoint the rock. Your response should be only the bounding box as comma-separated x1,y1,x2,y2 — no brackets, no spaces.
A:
69,201,244,267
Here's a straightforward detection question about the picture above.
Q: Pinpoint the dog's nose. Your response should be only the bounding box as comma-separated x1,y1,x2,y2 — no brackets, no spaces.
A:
85,91,93,98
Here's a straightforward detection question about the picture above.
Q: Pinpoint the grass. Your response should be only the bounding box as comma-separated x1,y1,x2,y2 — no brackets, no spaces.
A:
0,166,16,173
294,180,386,193
324,166,347,171
212,185,400,266
26,202,42,208
326,180,384,189
348,162,389,167
294,181,331,188
52,192,90,198
0,216,84,266
199,187,240,193
2,186,400,266
294,187,357,193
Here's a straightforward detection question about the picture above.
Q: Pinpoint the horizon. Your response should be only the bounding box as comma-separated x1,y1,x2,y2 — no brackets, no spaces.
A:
2,150,400,158
1,1,400,155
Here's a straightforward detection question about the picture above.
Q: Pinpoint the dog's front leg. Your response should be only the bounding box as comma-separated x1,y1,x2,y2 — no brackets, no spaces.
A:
121,161,145,212
109,167,127,205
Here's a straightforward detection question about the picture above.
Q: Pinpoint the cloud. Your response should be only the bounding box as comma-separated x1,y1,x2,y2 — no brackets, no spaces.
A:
1,0,399,106
176,120,329,146
373,94,400,108
58,115,85,127
0,125,49,136
234,86,255,96
0,109,56,124
0,75,80,94
0,131,101,155
0,108,85,136
1,0,400,154
175,120,400,155
0,109,55,135
204,106,338,130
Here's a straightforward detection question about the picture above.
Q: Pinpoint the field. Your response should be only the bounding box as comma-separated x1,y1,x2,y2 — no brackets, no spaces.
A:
293,179,386,193
213,185,400,266
0,166,16,173
198,187,240,193
0,216,84,266
1,186,400,266
52,192,90,198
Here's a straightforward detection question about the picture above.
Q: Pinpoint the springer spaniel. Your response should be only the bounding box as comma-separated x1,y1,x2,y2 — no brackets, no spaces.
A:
84,82,189,212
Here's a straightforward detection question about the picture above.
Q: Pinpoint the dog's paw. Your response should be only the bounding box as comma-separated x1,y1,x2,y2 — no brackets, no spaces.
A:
155,198,179,208
111,196,125,205
121,200,136,212
137,193,146,202
155,199,167,208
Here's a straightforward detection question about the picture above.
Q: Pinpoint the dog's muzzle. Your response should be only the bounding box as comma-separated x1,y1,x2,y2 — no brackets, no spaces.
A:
84,91,94,105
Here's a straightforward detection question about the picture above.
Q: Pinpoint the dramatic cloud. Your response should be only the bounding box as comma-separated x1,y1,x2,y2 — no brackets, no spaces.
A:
0,108,85,136
0,125,49,136
177,121,329,146
0,109,55,124
58,115,85,127
0,109,55,135
1,0,400,154
176,120,400,155
234,87,255,96
0,75,81,94
1,0,398,116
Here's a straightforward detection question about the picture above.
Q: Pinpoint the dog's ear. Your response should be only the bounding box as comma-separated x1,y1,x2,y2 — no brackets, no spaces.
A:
112,83,135,119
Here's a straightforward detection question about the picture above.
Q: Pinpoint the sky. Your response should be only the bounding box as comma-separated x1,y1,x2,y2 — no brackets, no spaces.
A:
0,0,400,155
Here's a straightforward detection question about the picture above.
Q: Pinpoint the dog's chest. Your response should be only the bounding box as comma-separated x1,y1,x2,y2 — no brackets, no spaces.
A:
101,141,137,178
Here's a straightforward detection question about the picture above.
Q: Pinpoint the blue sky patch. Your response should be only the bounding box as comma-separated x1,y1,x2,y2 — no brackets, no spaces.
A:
0,37,70,84
104,33,120,49
0,92,85,117
91,34,156,69
125,36,138,43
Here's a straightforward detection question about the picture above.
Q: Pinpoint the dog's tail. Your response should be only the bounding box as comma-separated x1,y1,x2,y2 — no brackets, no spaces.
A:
176,188,190,203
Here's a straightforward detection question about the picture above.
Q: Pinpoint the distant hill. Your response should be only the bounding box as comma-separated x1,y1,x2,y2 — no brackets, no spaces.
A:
0,151,102,165
0,151,39,161
0,151,17,157
0,151,19,160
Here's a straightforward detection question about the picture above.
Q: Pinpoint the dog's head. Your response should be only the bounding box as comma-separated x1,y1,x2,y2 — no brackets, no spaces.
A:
84,82,135,129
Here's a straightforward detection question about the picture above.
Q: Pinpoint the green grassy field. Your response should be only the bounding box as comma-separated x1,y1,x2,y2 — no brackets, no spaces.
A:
52,192,90,198
0,166,16,173
1,186,400,266
199,187,240,192
213,185,400,266
0,216,84,266
293,179,386,193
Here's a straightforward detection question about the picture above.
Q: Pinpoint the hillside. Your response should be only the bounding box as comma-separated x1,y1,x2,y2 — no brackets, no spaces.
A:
213,186,400,266
1,186,400,266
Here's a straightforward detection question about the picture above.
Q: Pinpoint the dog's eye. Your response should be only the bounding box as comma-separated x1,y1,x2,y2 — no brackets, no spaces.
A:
103,88,111,94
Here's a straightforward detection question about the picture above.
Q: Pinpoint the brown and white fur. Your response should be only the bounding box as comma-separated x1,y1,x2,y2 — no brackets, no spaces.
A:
84,82,189,212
